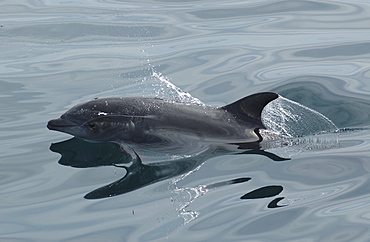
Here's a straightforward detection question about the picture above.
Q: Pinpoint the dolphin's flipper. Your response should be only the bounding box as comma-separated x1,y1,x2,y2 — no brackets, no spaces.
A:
221,92,278,128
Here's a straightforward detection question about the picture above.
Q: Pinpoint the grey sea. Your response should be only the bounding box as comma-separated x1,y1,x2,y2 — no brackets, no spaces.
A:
1,0,370,241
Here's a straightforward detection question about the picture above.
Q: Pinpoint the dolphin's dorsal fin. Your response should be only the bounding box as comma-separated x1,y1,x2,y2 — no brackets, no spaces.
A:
221,92,278,128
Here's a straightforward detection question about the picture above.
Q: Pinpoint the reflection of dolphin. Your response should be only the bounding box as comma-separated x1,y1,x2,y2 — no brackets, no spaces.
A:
51,137,208,199
47,92,278,159
50,137,284,199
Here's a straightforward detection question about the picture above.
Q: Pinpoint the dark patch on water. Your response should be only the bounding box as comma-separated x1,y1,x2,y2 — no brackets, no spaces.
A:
240,185,283,199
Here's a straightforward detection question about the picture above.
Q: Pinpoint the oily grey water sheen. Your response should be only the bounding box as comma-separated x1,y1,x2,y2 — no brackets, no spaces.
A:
1,0,370,241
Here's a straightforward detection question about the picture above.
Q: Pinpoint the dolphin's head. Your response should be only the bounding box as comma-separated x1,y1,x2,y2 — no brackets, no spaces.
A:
47,98,136,142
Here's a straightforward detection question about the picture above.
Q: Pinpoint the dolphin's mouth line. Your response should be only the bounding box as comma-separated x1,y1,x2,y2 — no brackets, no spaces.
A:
49,124,78,128
47,118,79,130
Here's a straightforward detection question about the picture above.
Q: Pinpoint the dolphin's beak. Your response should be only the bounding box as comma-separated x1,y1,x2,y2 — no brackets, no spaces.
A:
47,118,79,131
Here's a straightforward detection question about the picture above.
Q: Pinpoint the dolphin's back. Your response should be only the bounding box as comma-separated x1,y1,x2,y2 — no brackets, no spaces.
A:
125,92,279,145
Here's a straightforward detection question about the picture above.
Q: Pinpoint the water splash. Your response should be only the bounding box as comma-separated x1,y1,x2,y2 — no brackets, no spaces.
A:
169,164,251,224
260,95,339,156
140,44,203,105
150,68,204,105
262,96,338,138
171,185,206,224
169,163,205,224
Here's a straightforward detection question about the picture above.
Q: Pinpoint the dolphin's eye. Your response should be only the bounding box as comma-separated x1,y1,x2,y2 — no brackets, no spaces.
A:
88,123,97,130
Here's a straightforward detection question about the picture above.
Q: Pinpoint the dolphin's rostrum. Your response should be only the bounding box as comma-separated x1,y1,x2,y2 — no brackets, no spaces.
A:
47,92,278,158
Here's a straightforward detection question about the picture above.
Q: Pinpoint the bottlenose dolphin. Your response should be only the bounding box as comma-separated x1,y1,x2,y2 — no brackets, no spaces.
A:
47,92,278,158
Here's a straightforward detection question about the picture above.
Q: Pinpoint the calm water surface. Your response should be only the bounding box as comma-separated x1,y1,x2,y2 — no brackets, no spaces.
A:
1,0,370,241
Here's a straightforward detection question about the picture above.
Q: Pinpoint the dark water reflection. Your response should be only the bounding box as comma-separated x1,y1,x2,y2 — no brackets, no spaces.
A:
7,23,175,42
295,42,370,58
189,1,338,19
51,137,285,207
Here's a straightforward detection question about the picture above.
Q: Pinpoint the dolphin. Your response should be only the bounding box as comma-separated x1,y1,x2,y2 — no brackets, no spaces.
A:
47,92,279,158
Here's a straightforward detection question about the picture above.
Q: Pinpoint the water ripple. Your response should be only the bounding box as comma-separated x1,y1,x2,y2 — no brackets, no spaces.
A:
1,0,370,241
